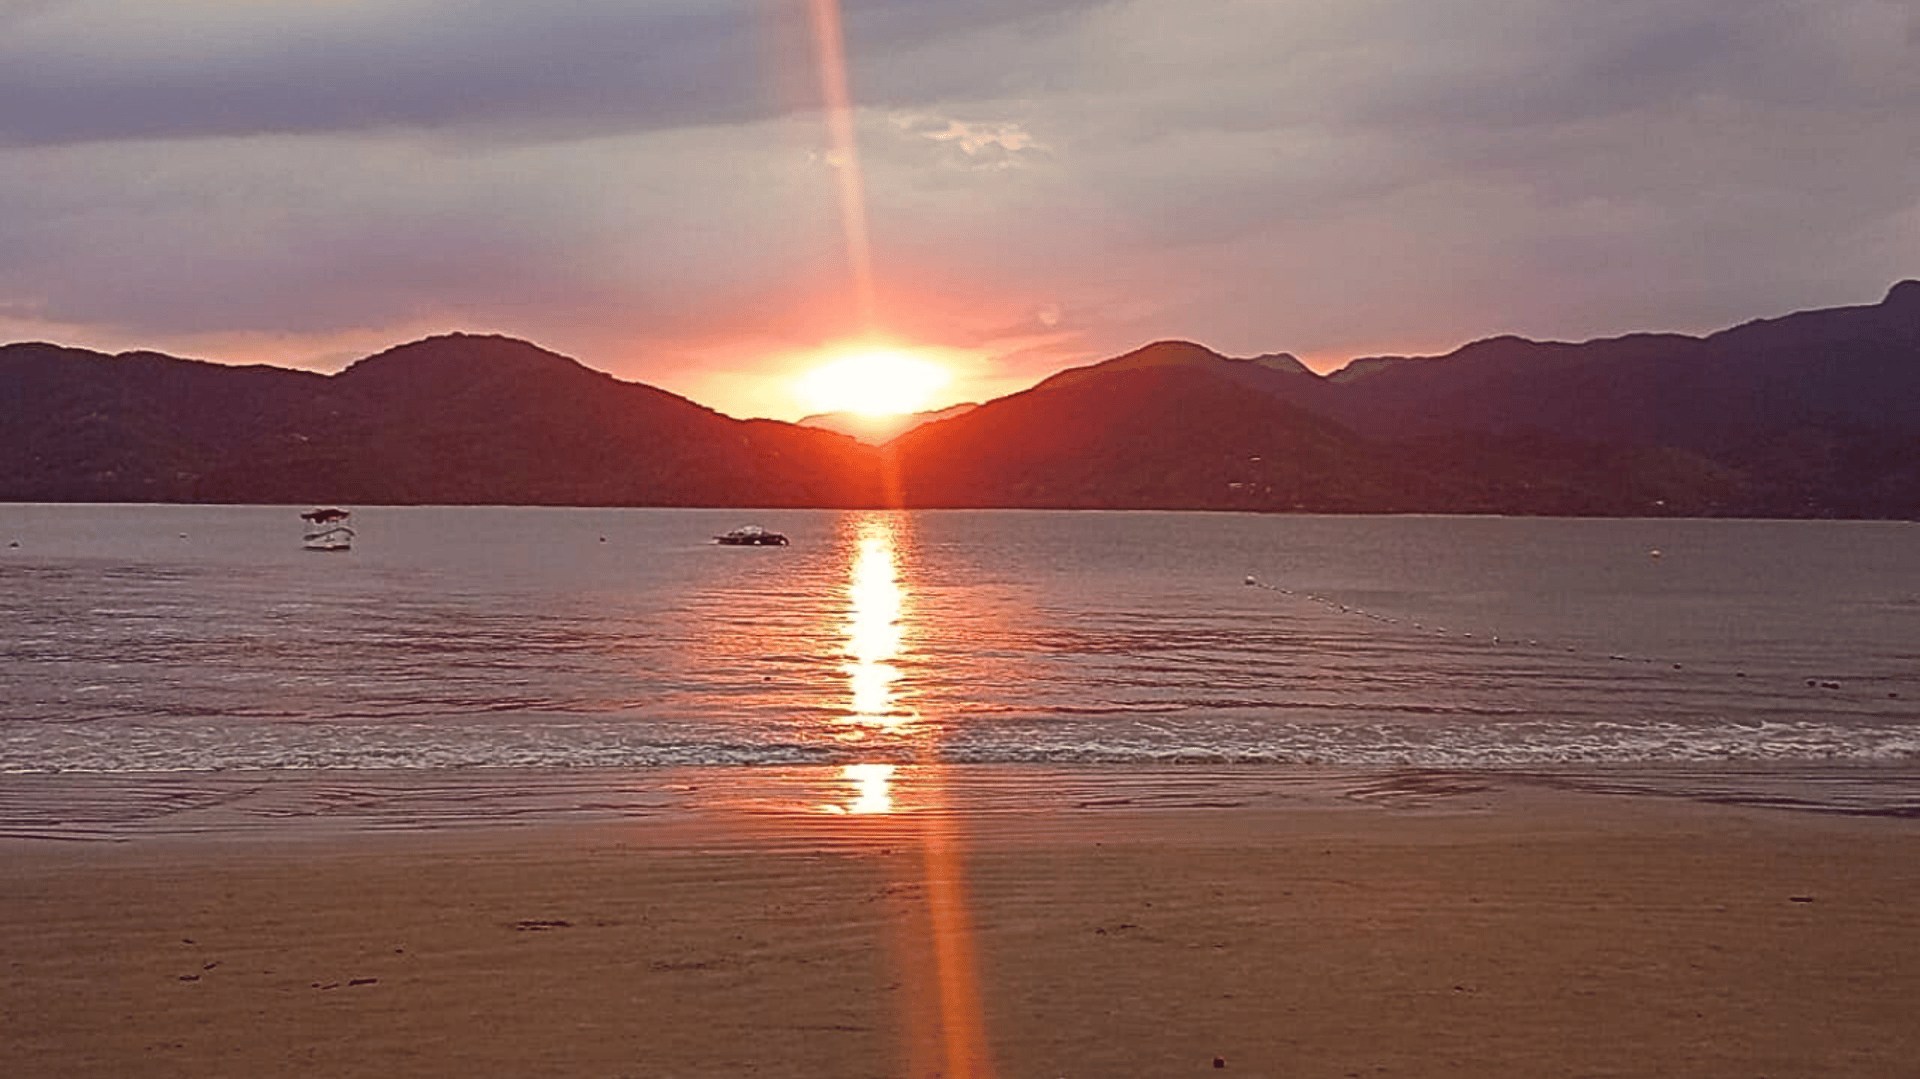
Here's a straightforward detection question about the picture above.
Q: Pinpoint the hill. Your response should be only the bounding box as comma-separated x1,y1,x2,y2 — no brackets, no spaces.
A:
887,361,1408,511
3,283,1916,516
0,334,883,507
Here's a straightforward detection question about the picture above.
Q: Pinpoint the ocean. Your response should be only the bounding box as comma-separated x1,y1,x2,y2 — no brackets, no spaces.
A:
3,504,1917,831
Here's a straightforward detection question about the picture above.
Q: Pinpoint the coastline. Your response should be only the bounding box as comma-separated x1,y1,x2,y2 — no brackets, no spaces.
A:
4,762,1918,844
6,765,1920,1077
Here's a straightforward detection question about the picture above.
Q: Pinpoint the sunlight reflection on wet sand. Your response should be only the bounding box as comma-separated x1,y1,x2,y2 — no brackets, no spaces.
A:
822,510,996,1078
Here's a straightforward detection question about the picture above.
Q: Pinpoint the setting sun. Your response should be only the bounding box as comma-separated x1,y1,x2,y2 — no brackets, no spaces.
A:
796,349,952,417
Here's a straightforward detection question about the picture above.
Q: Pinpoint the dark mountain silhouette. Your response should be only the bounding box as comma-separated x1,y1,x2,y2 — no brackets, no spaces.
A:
0,334,883,507
1292,280,1920,515
1318,280,1920,451
885,361,1409,510
3,283,1916,516
0,343,328,503
1034,340,1316,391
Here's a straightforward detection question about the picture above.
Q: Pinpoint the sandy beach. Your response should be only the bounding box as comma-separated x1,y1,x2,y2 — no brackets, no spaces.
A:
5,768,1918,1079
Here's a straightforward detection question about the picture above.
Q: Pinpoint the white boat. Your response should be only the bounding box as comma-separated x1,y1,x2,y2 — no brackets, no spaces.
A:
301,507,355,551
713,524,789,546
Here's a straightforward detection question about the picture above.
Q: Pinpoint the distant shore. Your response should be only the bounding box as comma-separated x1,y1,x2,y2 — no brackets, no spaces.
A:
5,765,1919,1078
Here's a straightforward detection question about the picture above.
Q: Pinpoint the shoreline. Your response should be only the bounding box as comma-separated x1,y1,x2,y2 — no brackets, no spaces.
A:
4,761,1918,846
7,764,1920,1077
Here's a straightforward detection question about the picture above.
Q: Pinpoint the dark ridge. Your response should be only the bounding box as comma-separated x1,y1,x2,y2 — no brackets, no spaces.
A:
4,281,1916,517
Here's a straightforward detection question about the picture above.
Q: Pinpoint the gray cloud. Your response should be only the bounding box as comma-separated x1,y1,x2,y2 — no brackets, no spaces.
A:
900,0,1920,357
1,0,1914,417
1,3,762,145
0,0,1103,146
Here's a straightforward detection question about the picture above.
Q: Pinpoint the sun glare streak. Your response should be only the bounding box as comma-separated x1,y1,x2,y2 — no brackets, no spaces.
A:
807,0,877,331
829,512,998,1079
920,788,994,1079
804,3,995,1067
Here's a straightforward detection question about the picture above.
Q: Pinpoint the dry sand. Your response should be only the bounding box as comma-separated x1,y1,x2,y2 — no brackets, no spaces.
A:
5,769,1919,1078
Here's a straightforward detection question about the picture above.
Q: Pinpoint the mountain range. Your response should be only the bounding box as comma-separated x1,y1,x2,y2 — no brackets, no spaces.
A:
4,281,1916,517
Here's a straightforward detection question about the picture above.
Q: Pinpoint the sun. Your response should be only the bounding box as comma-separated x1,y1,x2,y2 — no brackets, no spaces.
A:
795,349,952,417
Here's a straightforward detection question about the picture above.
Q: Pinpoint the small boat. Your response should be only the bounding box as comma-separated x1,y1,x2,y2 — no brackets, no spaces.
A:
713,525,789,546
301,507,355,551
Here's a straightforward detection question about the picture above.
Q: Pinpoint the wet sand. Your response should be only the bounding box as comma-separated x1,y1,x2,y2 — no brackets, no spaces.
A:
5,768,1919,1078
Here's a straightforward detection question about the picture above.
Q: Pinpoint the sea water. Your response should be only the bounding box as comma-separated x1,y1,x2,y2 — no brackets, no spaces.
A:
2,505,1917,828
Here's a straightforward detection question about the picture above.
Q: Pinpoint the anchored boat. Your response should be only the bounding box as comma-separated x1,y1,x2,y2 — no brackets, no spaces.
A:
300,507,355,551
713,525,789,546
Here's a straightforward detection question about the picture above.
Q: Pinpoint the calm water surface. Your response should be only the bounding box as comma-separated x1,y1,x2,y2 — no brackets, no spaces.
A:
2,505,1917,830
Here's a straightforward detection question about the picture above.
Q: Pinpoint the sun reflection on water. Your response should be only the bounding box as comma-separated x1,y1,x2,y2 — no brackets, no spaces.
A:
843,514,911,728
822,512,995,1077
841,762,895,814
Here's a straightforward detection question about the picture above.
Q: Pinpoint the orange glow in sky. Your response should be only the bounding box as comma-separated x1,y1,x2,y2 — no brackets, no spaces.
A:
793,0,971,425
798,348,954,417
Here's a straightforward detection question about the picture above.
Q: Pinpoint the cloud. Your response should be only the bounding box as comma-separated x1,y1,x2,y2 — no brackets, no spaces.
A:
0,0,1105,146
891,113,1043,167
1,0,1915,418
1,2,763,145
922,0,1920,354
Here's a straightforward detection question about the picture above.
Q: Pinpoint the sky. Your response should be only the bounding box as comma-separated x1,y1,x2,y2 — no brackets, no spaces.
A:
3,0,1916,421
